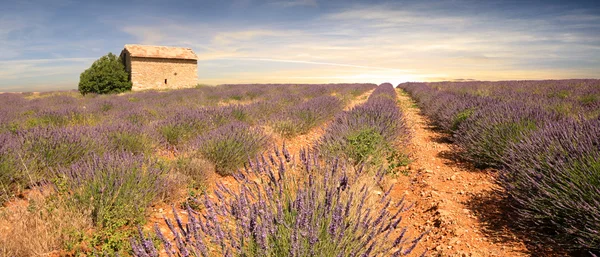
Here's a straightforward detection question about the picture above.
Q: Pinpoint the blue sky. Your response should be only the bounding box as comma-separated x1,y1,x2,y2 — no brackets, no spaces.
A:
1,0,599,92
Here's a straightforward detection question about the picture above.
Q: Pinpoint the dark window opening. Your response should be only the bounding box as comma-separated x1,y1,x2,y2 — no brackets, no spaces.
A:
165,79,167,84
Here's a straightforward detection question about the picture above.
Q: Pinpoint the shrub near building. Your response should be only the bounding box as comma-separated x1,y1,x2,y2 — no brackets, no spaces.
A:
79,53,132,95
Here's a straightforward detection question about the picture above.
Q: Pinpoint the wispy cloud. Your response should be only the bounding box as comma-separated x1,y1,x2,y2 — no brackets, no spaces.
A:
324,6,467,27
222,57,413,72
270,0,318,7
212,30,281,45
0,58,93,89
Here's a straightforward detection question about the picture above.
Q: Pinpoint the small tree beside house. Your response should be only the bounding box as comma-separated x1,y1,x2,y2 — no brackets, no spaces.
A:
78,52,132,95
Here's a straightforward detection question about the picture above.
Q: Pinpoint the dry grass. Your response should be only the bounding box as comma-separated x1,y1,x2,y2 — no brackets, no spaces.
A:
0,188,92,257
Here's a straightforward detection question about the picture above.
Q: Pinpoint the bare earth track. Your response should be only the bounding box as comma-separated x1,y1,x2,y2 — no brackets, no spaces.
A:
391,89,528,256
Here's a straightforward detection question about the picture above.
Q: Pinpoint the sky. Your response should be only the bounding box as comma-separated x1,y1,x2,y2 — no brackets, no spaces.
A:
1,0,600,92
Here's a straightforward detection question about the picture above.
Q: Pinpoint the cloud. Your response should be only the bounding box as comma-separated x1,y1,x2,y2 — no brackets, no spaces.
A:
221,57,413,72
324,6,467,27
121,26,167,45
270,0,317,7
0,58,93,83
211,30,280,45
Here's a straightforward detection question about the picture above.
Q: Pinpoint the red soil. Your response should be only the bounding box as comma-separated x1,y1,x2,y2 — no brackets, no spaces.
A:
390,90,529,256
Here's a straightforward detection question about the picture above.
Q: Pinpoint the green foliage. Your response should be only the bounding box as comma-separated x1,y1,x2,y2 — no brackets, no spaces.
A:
78,52,132,95
174,156,213,182
92,229,135,255
197,124,268,176
296,110,319,129
549,102,574,117
345,128,387,165
126,113,147,125
2,122,20,134
326,127,410,172
0,155,21,205
173,156,212,209
567,157,600,190
23,134,95,177
200,136,256,175
549,90,570,99
386,150,412,175
181,186,205,211
473,88,491,97
26,114,68,128
160,124,193,147
195,84,212,89
63,156,167,254
25,113,86,128
350,89,363,97
229,95,243,101
470,119,537,167
272,119,299,138
58,155,166,256
100,103,113,112
231,108,249,122
580,94,598,105
272,110,324,139
451,108,474,131
108,132,152,155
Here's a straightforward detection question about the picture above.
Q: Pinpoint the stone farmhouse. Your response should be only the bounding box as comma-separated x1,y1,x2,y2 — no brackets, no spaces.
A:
120,44,198,91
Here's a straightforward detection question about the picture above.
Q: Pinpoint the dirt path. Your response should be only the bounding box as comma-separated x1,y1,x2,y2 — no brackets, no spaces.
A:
391,89,528,257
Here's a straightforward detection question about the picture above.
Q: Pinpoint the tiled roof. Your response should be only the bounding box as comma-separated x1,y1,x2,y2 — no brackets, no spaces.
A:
123,44,198,60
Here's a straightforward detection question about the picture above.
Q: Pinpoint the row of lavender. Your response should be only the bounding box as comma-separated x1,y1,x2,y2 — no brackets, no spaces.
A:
398,80,600,254
318,83,410,167
0,83,375,255
132,83,424,256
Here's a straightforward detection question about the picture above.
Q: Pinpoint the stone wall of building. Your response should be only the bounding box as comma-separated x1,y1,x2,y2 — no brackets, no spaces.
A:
129,57,198,91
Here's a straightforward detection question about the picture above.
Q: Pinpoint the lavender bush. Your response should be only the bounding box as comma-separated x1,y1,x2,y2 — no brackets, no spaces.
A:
453,102,562,168
97,123,155,155
132,147,424,256
58,153,167,229
193,122,269,176
17,126,99,180
0,133,21,204
500,118,600,253
272,95,343,138
156,108,212,149
54,152,169,254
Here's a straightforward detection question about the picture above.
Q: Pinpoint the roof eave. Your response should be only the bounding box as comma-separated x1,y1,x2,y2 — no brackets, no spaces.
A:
128,56,198,61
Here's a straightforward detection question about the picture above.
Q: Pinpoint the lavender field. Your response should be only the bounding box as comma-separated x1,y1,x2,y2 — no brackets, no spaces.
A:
0,83,423,256
1,80,598,256
398,79,600,255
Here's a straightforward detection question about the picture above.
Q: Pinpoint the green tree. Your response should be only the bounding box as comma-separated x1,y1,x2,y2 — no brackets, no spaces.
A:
78,53,132,95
